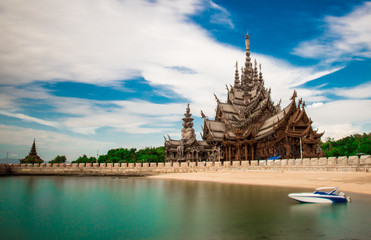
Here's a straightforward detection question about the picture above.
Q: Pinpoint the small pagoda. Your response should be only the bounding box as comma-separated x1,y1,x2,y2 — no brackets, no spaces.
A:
164,104,210,162
20,139,44,163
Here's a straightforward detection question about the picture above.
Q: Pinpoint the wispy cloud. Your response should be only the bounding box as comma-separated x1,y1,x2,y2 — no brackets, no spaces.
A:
0,110,59,128
307,99,371,139
209,0,234,28
293,1,371,62
251,54,339,105
329,81,371,99
0,0,347,132
0,124,116,161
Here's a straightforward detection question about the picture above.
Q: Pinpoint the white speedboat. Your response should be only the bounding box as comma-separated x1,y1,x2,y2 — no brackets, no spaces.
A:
288,187,351,204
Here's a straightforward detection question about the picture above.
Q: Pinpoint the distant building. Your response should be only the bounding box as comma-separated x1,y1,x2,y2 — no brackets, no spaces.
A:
164,104,211,162
20,139,44,163
164,34,324,162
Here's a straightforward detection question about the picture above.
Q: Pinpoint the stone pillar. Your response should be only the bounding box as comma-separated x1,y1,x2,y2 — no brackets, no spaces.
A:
348,156,359,165
100,163,106,168
318,157,327,166
327,157,336,165
259,160,266,166
310,158,319,165
337,156,348,165
106,163,113,168
360,155,371,164
232,161,240,167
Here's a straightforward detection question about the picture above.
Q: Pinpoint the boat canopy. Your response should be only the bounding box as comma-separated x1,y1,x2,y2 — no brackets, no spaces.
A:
314,187,338,194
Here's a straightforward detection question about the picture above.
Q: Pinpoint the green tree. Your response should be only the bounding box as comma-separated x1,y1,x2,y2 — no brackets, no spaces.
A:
49,155,67,163
95,146,165,163
136,146,164,163
98,148,136,163
321,133,371,157
72,155,97,163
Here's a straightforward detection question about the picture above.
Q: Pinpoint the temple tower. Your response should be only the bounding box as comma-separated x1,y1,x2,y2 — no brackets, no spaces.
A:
21,139,44,163
181,103,196,141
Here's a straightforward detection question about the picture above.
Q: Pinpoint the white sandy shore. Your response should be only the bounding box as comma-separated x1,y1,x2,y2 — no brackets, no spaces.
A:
149,170,371,195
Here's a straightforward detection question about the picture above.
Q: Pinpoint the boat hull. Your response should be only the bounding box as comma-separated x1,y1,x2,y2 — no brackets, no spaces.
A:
288,193,347,204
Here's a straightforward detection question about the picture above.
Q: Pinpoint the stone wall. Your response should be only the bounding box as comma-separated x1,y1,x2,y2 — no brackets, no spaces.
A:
1,155,370,176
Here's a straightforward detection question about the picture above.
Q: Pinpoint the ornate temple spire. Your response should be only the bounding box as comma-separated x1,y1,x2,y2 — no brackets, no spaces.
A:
181,104,196,142
234,61,240,87
30,138,37,156
243,33,253,85
259,63,263,82
182,103,194,129
21,138,44,163
253,59,258,81
240,66,245,86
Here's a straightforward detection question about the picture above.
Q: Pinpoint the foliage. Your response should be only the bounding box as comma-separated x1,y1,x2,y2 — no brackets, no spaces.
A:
72,154,97,163
20,155,43,164
321,133,371,157
98,148,136,163
136,147,164,163
49,155,67,163
95,146,165,163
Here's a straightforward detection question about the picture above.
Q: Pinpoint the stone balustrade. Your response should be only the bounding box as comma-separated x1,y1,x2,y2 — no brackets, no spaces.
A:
1,155,370,176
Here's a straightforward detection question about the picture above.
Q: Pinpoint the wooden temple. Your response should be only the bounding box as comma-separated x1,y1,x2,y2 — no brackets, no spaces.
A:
164,34,324,162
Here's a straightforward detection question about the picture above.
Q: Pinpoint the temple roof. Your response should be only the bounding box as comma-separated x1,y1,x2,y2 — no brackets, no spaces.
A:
219,103,238,114
204,120,226,141
256,101,294,140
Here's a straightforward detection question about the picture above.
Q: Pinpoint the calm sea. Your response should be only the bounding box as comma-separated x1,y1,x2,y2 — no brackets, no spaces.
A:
0,176,370,240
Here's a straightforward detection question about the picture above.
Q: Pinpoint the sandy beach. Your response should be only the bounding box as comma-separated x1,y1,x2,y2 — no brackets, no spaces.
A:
149,170,371,195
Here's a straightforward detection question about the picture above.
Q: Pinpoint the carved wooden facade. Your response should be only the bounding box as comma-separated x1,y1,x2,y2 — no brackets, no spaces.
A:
164,104,211,162
165,34,324,162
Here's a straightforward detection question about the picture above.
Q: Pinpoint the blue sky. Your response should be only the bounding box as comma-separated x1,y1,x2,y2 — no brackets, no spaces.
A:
0,0,370,161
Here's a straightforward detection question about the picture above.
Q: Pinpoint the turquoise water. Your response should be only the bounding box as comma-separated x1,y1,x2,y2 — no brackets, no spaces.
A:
0,176,370,240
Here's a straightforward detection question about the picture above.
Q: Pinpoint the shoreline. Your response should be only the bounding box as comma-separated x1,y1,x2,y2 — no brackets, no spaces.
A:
149,170,371,196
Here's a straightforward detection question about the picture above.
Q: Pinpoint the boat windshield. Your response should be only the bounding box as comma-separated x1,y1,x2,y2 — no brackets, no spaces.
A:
314,187,338,195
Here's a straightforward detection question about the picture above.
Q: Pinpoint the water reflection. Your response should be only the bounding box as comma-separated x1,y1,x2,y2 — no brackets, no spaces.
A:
290,202,348,216
0,177,370,240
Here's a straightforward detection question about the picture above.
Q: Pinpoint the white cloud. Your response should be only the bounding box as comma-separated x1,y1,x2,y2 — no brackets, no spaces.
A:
307,99,371,139
57,99,186,135
307,102,323,108
0,0,330,112
329,81,371,99
0,83,186,135
252,54,338,106
0,0,204,84
0,110,59,128
0,124,117,161
209,0,234,28
293,1,371,61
